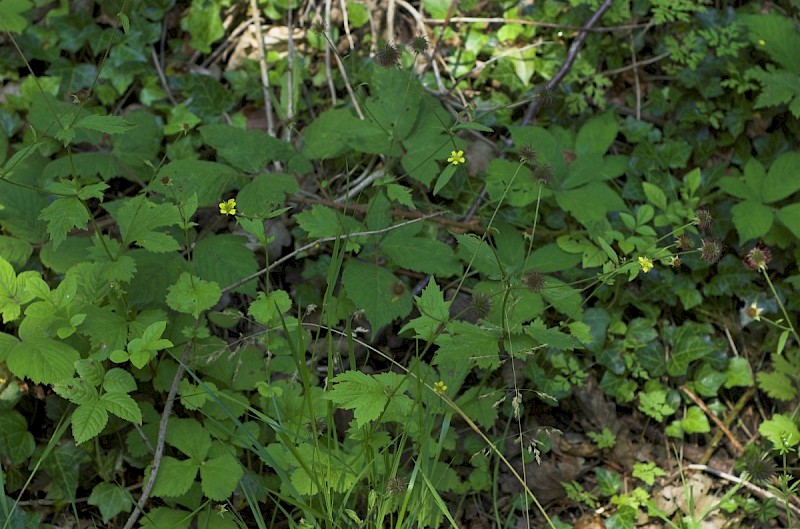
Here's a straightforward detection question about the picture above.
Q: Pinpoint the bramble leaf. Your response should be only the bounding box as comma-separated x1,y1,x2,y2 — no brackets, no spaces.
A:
72,398,109,444
7,337,79,384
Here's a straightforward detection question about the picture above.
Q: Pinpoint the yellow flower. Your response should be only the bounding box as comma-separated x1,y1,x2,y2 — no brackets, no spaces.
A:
638,256,653,273
433,381,447,394
219,198,236,216
447,150,465,166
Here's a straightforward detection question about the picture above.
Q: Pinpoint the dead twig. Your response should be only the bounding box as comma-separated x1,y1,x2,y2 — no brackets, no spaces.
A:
522,0,613,125
680,384,744,457
248,0,276,136
122,335,195,529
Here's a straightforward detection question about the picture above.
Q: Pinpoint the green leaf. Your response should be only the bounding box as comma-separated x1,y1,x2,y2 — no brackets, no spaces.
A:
638,388,674,421
108,196,181,253
632,462,665,486
182,1,223,53
7,337,79,384
200,452,244,500
74,114,135,135
100,392,142,424
248,290,292,326
724,357,753,388
0,410,35,464
680,406,710,434
167,418,212,460
434,321,501,370
301,108,354,159
192,235,259,295
38,196,90,249
236,173,299,216
200,125,296,172
139,507,192,529
555,182,625,228
485,159,539,206
746,66,800,117
41,442,91,501
325,370,410,428
72,398,109,444
400,279,451,341
595,467,622,497
88,482,134,524
759,414,800,448
75,358,104,386
342,261,411,332
103,368,137,393
455,233,501,278
433,163,457,196
0,0,32,33
381,228,461,276
0,236,32,268
385,183,415,208
0,256,40,322
525,318,581,351
295,205,364,251
761,152,800,202
756,371,796,401
777,203,800,239
666,324,714,376
154,160,240,206
150,457,198,498
575,112,618,156
642,182,668,211
166,273,221,318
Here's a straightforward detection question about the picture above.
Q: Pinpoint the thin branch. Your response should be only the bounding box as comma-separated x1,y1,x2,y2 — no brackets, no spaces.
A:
522,0,613,125
324,0,337,106
122,339,194,529
221,213,446,294
680,384,744,457
424,16,651,32
149,46,177,106
599,51,670,76
687,464,800,519
249,0,276,136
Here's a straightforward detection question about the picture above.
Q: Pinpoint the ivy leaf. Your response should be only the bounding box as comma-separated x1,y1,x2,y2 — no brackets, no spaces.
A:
0,410,35,464
666,323,714,376
724,357,754,388
7,337,79,384
342,261,411,332
72,397,109,444
325,370,408,428
400,279,450,341
200,452,244,500
88,482,134,524
166,272,221,318
38,196,90,249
